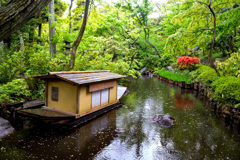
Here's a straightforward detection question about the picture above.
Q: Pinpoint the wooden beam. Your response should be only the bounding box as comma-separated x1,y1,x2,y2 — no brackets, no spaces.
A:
45,81,48,106
48,70,110,75
76,87,80,114
43,106,80,118
79,101,119,117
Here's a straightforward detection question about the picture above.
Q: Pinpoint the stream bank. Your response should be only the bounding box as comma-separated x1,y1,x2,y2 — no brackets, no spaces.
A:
154,73,240,129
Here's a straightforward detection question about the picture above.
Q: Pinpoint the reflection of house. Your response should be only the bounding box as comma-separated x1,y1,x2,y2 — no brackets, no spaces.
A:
18,110,117,159
17,71,126,123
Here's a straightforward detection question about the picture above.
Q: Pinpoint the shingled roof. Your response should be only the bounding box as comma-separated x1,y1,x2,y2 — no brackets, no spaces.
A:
34,70,126,85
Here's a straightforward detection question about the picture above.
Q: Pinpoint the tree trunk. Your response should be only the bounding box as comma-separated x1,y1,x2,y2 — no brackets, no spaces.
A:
69,0,90,70
48,0,56,57
229,35,234,54
0,0,3,58
4,37,11,49
17,30,24,50
69,0,74,34
129,31,141,71
143,28,161,59
0,41,4,60
207,0,220,76
0,0,51,41
112,52,118,62
38,23,42,37
29,24,35,43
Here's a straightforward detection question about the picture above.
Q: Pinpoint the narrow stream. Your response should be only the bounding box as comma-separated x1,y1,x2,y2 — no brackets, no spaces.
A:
1,77,240,159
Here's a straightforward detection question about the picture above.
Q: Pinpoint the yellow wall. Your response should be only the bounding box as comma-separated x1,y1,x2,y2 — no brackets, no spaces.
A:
79,80,118,115
47,80,77,113
47,79,118,115
109,80,117,103
79,86,92,114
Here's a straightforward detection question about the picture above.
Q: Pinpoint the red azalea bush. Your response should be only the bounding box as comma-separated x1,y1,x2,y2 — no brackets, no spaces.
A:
177,56,200,70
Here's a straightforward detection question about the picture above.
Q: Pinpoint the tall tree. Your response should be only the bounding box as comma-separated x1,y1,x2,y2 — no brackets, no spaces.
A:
123,0,161,58
205,0,219,76
48,0,56,57
69,0,74,34
69,0,90,69
0,1,3,56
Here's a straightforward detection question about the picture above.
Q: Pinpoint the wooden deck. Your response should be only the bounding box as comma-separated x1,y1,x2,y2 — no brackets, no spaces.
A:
15,85,127,126
17,106,77,124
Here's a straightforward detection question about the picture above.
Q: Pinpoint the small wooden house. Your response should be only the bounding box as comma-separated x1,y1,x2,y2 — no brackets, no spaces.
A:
35,70,125,116
17,71,126,125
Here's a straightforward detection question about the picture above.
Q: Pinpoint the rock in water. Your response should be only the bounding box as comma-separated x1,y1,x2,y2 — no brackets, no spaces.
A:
0,117,14,139
153,114,175,127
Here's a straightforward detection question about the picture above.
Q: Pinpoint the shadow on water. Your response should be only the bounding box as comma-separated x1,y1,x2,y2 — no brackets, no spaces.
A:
1,76,240,159
0,110,117,160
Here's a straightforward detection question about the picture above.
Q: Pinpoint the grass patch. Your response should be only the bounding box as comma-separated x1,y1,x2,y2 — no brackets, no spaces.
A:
158,70,191,83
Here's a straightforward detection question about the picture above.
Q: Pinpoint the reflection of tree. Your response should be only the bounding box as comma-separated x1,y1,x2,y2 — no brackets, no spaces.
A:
174,91,194,109
159,89,240,159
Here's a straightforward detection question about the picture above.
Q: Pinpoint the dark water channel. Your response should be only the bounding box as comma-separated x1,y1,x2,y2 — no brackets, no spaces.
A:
1,76,240,159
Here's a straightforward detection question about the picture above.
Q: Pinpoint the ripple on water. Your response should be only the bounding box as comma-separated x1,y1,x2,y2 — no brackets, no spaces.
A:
2,77,240,160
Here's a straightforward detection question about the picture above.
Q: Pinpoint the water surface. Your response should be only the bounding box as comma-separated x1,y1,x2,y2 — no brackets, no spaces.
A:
1,77,240,159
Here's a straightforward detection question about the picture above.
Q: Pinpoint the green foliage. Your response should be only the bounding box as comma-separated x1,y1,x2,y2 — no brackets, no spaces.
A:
159,54,174,69
25,44,67,75
158,70,191,83
211,76,236,91
211,76,240,104
217,52,240,78
0,44,68,84
164,0,239,59
142,54,160,71
0,79,31,103
1,0,239,106
0,50,23,84
196,65,218,86
186,70,199,82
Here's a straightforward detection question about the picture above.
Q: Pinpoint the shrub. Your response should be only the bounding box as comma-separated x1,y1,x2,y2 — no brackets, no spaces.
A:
177,56,200,70
197,65,218,86
186,70,199,82
211,76,240,104
211,76,236,91
217,52,240,78
0,79,31,103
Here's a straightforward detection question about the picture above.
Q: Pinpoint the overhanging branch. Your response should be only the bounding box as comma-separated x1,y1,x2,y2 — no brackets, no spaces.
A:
0,0,51,41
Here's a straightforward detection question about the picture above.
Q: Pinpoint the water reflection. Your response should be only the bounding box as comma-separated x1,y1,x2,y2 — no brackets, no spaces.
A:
95,77,240,159
174,90,195,110
1,110,117,160
2,76,240,159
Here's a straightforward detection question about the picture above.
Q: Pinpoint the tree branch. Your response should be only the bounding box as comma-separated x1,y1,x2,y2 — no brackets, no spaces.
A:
0,0,51,41
70,0,90,69
207,0,220,76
